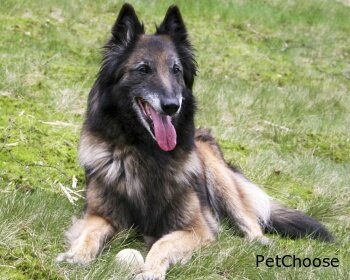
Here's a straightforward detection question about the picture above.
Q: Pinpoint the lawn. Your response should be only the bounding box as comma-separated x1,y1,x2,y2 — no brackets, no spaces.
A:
0,0,349,279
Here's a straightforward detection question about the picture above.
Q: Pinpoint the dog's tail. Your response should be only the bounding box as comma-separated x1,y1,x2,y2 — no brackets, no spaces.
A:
266,201,333,241
235,175,334,242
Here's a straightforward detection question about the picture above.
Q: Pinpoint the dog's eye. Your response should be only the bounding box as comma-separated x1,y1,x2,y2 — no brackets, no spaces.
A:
137,64,151,74
172,64,181,74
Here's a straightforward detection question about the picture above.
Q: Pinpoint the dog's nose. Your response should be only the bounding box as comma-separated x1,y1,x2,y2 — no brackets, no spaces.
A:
161,98,180,115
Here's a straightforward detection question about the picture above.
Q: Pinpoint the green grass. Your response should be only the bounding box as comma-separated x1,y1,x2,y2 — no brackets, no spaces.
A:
1,0,349,279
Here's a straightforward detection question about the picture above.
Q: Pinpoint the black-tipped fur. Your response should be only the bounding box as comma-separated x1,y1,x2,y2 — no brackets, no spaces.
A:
156,5,197,89
58,4,334,280
98,3,145,88
111,3,144,45
267,202,333,241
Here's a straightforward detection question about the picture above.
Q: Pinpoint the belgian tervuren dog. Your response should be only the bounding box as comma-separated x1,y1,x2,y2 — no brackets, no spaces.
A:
57,4,333,279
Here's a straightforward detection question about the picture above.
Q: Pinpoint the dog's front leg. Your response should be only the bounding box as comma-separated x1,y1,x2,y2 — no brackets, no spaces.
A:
56,214,115,264
135,216,215,280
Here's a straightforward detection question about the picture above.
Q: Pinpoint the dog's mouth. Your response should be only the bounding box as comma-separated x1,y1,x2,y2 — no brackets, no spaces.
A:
136,98,177,152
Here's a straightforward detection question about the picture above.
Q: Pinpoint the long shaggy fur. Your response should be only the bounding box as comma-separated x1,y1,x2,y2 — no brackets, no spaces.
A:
267,202,333,241
57,4,333,279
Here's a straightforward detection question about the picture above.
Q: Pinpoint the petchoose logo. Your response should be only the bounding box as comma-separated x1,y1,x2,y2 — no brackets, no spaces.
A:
256,255,340,268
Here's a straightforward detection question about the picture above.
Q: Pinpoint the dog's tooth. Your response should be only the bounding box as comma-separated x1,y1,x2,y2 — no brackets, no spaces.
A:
145,105,152,118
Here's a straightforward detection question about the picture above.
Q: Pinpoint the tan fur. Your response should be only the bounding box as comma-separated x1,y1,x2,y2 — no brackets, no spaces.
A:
56,214,115,264
56,4,332,278
123,35,176,87
59,129,271,275
85,180,109,215
173,150,201,185
79,130,116,183
59,128,271,278
196,138,269,243
155,40,175,92
136,193,215,280
79,131,145,201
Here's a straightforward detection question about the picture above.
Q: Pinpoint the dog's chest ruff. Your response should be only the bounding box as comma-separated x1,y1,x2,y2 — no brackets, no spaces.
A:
79,138,143,197
79,133,206,236
79,133,201,197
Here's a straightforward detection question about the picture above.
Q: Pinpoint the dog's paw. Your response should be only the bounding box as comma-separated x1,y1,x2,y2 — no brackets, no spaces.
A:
134,271,165,280
56,248,96,265
245,235,272,246
258,236,273,246
56,251,75,264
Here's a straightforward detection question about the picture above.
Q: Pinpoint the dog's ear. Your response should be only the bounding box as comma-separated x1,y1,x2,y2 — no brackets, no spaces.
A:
157,5,187,38
157,6,197,89
99,4,144,87
111,3,144,46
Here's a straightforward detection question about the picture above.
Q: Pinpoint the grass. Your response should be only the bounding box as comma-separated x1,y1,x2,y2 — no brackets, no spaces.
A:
0,0,349,279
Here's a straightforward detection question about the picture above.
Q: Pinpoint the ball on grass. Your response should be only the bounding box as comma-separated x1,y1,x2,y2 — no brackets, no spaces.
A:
115,249,145,274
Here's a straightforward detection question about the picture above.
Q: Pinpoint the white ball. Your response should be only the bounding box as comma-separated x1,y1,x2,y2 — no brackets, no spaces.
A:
115,249,145,274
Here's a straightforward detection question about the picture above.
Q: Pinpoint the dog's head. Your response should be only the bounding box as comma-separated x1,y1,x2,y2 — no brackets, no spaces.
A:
93,4,196,152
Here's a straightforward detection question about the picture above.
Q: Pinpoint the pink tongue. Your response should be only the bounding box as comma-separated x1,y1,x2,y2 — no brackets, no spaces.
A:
149,106,177,151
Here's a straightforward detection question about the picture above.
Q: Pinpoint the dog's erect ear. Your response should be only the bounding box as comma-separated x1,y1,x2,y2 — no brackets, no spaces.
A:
111,3,144,46
157,6,197,89
157,5,187,37
99,4,144,87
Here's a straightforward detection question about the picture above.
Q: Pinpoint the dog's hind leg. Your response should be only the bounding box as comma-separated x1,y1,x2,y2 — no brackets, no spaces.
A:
216,171,271,245
196,134,271,245
56,214,115,264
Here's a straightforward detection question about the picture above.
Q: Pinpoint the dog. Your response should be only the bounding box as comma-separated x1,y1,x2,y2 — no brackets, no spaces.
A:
57,4,333,279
